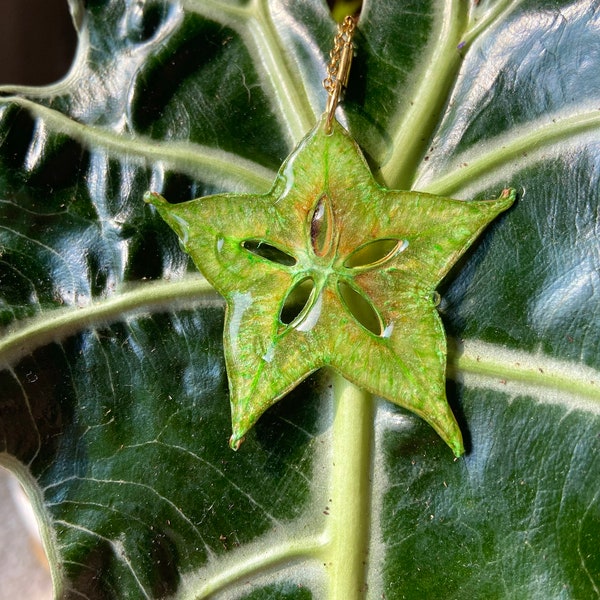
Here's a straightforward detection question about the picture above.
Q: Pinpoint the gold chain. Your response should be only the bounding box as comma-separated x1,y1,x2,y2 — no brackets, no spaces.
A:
323,16,356,132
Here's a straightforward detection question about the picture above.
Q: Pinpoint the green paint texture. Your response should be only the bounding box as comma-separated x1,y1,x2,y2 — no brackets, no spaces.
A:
145,115,515,456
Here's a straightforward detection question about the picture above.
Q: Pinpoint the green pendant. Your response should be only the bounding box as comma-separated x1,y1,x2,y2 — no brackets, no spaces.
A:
145,114,514,457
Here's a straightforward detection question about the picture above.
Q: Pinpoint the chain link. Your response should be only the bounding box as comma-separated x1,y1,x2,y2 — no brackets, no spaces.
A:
323,16,356,131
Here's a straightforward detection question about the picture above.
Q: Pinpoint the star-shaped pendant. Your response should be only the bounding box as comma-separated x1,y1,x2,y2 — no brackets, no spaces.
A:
145,115,514,457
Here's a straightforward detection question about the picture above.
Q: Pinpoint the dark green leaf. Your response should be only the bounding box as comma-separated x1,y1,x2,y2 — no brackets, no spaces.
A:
1,1,599,598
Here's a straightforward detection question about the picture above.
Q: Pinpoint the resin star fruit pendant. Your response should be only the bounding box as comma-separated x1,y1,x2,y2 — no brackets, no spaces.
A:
145,16,515,457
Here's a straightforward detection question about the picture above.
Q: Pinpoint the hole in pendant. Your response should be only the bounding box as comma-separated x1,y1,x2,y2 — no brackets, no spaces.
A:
242,240,296,266
344,238,407,269
338,280,383,335
280,277,315,325
310,194,335,257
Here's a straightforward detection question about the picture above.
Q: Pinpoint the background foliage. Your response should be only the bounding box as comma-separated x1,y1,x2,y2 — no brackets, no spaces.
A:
0,0,599,598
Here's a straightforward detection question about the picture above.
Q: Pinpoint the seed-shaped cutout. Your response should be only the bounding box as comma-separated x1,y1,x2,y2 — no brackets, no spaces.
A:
338,280,383,335
344,238,406,269
310,194,335,257
280,277,315,325
242,240,296,266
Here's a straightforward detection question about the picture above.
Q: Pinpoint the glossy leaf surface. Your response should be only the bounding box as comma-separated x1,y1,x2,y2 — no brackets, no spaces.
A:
0,1,599,598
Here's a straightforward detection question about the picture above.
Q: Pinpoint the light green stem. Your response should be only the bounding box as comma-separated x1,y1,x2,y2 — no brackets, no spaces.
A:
380,0,465,189
325,372,374,600
421,110,600,196
0,97,275,192
0,277,218,367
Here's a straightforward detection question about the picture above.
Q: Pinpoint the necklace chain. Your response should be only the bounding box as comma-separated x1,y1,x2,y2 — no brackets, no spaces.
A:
323,16,356,132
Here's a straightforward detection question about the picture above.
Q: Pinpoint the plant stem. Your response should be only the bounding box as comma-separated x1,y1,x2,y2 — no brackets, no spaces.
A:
380,0,465,189
0,276,219,367
325,372,374,599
